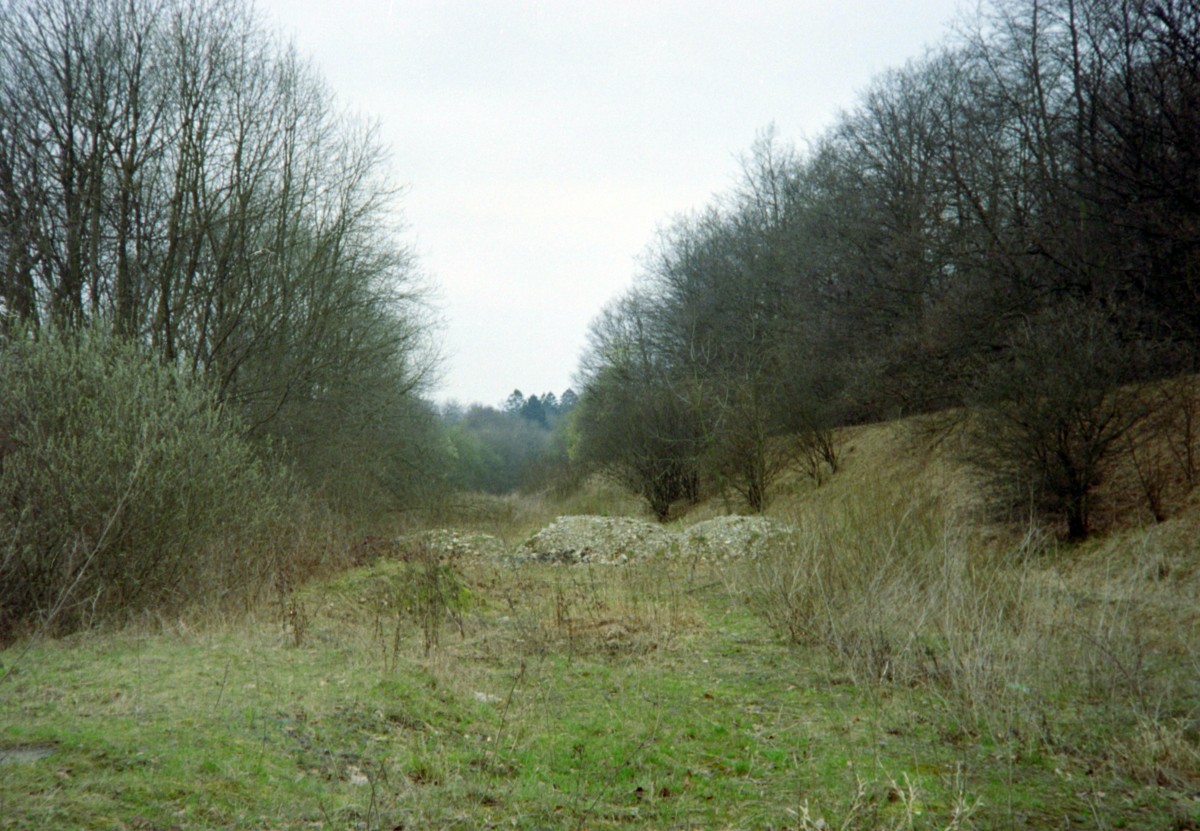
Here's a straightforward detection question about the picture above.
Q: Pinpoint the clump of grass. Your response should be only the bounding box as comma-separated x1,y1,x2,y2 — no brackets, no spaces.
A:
512,559,702,658
792,770,982,831
552,474,650,520
733,481,1033,695
295,541,471,666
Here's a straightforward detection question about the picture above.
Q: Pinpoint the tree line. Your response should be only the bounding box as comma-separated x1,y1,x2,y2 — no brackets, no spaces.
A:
573,0,1200,534
441,389,578,494
0,0,438,636
0,0,439,508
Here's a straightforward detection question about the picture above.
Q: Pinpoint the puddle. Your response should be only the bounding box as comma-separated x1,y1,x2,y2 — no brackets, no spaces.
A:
0,743,57,764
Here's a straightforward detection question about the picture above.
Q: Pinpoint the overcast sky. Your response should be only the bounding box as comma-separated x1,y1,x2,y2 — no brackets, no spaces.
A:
255,0,964,408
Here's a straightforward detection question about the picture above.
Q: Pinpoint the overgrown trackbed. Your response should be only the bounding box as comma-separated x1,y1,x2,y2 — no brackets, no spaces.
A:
1,506,1197,830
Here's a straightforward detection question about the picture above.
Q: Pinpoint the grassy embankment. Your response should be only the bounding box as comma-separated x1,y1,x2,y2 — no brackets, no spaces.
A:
1,417,1198,829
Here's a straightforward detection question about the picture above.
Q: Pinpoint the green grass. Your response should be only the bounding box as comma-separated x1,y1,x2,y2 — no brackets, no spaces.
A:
3,547,1196,830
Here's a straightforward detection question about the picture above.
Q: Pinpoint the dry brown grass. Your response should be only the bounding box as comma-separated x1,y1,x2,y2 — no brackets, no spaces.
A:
733,406,1200,800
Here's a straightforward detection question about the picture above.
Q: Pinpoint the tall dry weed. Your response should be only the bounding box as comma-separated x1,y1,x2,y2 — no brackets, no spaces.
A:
737,482,1001,685
735,474,1200,766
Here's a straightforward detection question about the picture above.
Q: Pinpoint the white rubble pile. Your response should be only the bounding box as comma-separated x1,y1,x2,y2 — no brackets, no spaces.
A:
398,529,509,560
679,516,792,560
512,514,793,565
515,516,676,564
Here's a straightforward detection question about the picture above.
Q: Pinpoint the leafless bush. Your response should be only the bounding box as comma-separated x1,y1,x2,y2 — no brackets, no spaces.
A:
964,300,1154,540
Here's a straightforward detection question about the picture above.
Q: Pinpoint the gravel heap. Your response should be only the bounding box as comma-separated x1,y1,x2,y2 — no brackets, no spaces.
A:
513,514,793,565
515,516,677,565
356,516,795,568
395,529,509,561
679,515,793,560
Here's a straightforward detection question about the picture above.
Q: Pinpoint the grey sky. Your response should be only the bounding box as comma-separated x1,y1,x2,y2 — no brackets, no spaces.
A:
255,0,964,407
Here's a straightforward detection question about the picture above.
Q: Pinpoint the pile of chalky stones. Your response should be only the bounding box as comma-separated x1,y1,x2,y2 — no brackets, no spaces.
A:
510,514,794,565
379,515,794,567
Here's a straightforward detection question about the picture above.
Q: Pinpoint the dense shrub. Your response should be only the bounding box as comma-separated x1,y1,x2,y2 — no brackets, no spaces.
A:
0,326,281,638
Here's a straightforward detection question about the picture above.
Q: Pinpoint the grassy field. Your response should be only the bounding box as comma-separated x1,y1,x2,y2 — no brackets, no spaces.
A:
2,421,1198,829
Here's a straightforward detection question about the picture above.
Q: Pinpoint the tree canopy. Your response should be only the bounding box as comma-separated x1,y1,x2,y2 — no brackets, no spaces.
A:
574,0,1200,527
0,0,439,511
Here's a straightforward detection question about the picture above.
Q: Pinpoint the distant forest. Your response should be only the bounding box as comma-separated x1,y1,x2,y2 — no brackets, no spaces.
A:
440,390,578,494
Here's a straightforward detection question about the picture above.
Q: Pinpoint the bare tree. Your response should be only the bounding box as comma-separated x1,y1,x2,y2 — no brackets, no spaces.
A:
573,291,701,520
965,299,1153,539
0,0,439,510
